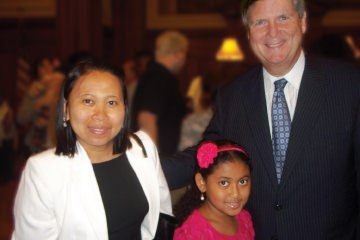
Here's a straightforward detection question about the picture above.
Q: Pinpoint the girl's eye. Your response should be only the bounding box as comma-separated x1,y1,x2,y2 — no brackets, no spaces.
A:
219,180,229,187
239,178,249,186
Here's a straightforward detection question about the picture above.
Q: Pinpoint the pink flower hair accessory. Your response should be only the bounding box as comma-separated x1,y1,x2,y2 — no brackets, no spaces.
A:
197,142,218,169
197,141,249,169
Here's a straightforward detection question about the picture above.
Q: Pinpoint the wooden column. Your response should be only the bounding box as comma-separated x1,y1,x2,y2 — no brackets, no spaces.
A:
112,0,148,66
56,0,103,61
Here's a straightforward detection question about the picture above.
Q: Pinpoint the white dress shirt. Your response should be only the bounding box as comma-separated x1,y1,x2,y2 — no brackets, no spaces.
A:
264,51,305,136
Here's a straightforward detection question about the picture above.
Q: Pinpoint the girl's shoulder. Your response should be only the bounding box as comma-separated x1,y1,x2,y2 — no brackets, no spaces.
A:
174,210,216,240
236,209,255,239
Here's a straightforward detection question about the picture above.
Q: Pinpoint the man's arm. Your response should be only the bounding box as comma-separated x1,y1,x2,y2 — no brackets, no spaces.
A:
137,111,158,145
137,109,197,190
161,146,197,190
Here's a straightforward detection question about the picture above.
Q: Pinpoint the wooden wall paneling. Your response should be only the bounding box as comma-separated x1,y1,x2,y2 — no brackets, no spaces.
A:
56,0,103,61
112,0,148,67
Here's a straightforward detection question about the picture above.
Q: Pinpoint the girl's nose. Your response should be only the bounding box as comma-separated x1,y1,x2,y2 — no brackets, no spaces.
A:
230,185,240,197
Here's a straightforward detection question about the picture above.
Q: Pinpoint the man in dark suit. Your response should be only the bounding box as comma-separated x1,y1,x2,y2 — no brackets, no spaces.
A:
163,0,360,239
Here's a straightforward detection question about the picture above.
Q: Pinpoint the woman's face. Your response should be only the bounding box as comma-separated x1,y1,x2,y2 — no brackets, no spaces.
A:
66,70,125,152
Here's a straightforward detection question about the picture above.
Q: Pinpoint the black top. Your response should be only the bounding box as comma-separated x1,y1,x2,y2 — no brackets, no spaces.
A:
131,61,186,158
92,154,149,240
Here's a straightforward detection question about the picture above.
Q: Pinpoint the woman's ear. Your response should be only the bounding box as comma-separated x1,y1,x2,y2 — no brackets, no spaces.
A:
195,173,206,193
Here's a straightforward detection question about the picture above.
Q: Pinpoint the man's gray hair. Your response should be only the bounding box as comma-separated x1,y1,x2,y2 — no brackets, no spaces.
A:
155,31,188,56
241,0,306,27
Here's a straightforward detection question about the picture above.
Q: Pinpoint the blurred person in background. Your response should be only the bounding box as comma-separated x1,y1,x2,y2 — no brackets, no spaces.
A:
17,56,64,156
131,31,188,159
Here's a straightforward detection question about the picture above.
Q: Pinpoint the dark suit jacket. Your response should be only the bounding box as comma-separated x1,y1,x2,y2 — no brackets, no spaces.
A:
163,55,360,239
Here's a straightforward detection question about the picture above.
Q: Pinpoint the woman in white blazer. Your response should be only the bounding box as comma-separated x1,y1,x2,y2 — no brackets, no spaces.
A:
12,60,172,240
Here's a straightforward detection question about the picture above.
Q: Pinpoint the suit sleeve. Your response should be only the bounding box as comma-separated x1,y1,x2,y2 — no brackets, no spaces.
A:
161,90,224,190
12,158,58,240
356,100,360,237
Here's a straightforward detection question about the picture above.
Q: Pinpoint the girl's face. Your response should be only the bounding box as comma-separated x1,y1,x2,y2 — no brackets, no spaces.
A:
65,70,125,153
196,160,251,219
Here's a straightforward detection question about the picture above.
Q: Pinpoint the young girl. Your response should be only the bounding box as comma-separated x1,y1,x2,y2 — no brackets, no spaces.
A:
174,140,254,239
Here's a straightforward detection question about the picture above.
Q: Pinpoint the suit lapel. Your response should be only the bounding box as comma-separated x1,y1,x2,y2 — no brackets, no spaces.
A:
243,71,279,189
280,57,328,188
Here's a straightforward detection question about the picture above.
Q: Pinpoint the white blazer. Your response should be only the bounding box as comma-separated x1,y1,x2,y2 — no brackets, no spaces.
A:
12,131,172,240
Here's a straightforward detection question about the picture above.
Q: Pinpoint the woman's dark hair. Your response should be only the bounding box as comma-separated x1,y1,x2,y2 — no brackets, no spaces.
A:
174,139,251,225
55,60,131,157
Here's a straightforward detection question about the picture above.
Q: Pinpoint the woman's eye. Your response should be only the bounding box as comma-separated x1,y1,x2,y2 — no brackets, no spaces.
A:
219,180,229,187
83,99,93,105
108,100,118,106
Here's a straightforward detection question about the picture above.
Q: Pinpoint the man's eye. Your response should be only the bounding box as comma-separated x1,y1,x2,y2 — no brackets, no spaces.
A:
253,19,266,27
279,15,289,21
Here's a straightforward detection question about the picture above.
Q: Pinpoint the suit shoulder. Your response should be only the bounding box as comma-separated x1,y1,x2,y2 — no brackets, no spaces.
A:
220,64,263,93
307,55,360,77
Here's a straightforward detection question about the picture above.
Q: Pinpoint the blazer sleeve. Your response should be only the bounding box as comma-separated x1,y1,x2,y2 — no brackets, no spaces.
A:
12,157,58,240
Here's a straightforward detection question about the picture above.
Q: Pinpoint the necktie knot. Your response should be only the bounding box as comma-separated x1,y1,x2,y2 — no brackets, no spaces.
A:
274,78,287,92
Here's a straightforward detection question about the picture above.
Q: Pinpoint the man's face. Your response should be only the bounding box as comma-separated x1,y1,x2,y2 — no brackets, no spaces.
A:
247,0,307,76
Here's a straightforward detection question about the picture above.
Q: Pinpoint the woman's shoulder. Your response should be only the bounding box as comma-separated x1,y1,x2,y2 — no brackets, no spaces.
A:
25,148,72,184
130,131,158,157
27,148,66,167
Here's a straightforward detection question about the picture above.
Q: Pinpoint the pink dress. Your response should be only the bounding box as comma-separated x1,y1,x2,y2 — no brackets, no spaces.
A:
174,209,255,240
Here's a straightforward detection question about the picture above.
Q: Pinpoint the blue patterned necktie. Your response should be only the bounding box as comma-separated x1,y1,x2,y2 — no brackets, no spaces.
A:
272,79,291,183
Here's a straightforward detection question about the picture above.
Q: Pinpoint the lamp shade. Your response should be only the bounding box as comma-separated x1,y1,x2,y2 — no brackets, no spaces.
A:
216,37,244,61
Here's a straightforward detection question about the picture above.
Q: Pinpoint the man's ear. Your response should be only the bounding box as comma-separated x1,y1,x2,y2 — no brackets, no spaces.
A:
195,173,207,193
301,11,307,34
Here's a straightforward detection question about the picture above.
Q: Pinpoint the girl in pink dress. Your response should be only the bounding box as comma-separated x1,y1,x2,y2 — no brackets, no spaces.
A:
174,140,255,240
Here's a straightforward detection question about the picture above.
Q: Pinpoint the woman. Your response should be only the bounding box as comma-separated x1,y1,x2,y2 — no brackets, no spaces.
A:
12,60,172,240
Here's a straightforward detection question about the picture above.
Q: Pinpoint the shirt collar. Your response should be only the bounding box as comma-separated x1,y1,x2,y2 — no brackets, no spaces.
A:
263,50,305,90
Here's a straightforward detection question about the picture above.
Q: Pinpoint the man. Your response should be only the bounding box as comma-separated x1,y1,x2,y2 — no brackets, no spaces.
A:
163,0,360,239
131,31,187,158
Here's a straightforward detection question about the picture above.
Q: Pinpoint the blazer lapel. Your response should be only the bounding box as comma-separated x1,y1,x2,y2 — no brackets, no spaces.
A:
126,137,160,236
243,71,279,189
280,57,328,188
72,144,108,240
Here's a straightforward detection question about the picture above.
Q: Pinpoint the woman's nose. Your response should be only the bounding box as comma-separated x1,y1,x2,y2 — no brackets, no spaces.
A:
93,105,107,120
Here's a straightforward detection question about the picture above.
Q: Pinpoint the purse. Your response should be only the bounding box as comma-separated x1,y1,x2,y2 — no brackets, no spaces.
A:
131,133,178,240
